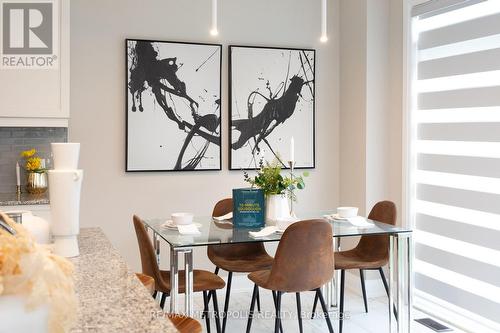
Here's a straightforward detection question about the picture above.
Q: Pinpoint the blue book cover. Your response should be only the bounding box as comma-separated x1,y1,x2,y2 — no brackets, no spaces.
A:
232,188,265,228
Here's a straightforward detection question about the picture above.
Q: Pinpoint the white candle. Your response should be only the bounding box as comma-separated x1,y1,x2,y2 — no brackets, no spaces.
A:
290,137,295,163
16,162,20,186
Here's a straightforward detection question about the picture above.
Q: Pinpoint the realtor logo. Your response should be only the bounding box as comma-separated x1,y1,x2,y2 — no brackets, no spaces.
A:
1,1,58,69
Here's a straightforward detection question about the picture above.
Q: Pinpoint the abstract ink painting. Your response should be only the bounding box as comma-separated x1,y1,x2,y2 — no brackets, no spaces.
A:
229,45,315,170
126,39,222,171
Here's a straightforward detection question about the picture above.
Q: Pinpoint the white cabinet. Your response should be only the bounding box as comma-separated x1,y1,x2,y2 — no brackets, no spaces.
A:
0,0,70,127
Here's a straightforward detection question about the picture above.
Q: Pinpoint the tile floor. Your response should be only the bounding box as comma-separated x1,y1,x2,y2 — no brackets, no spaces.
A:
184,288,461,333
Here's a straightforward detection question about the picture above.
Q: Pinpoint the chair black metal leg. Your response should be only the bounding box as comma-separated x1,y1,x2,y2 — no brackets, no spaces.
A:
160,292,167,309
311,292,319,319
212,290,222,333
222,272,232,333
317,288,334,333
203,291,211,333
379,267,398,318
379,267,389,296
207,267,220,306
272,291,284,333
339,269,345,333
274,291,282,333
246,284,258,333
296,292,303,333
256,287,261,312
360,269,368,313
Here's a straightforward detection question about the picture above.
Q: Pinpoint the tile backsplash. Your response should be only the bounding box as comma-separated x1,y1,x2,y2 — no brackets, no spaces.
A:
0,127,68,193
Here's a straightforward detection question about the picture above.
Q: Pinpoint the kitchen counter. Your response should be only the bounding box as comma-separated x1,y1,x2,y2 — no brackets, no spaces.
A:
0,191,49,206
70,228,178,332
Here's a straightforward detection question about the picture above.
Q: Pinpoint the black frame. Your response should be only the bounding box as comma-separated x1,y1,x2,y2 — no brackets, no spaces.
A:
228,44,316,171
125,38,223,172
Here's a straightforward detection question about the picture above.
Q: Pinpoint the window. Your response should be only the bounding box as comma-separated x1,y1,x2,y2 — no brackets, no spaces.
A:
408,1,500,332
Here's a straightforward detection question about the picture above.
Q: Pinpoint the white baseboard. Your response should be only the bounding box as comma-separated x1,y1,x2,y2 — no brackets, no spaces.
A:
414,290,500,333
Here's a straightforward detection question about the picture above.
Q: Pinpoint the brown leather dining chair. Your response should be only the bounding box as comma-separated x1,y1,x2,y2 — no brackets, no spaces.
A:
311,200,397,333
135,272,203,333
207,198,274,333
133,215,225,333
246,219,335,333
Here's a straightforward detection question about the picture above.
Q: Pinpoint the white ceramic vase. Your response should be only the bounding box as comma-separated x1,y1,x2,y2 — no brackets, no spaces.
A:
51,143,80,170
0,295,49,333
48,169,83,257
265,194,290,225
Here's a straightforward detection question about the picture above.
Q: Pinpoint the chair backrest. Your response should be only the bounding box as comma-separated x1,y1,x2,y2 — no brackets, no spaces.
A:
355,201,397,262
266,219,334,292
208,198,269,261
133,215,164,288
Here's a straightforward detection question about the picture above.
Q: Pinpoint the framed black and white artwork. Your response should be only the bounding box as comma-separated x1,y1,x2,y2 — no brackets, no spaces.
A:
126,39,222,171
229,45,315,170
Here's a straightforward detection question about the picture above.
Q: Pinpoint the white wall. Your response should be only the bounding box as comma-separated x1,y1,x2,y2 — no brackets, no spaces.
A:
70,0,340,272
338,0,404,286
339,0,403,222
339,0,368,216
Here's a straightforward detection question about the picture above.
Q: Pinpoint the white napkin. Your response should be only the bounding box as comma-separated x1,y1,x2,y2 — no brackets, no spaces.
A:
249,226,278,238
347,216,374,227
177,224,201,235
213,212,233,221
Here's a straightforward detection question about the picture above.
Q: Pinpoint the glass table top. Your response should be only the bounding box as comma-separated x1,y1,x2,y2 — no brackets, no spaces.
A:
144,210,412,248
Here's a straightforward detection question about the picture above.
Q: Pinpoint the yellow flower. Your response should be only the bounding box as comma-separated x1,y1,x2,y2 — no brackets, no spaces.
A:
20,148,36,158
25,157,41,172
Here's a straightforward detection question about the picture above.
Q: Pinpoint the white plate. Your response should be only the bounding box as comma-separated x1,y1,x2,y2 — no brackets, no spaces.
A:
162,220,202,230
323,214,350,221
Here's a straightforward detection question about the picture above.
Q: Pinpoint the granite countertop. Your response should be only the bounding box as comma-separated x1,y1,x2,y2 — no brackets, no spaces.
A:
0,191,50,206
70,228,178,333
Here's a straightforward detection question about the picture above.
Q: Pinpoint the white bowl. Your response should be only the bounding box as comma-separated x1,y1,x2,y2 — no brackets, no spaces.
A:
171,213,194,225
337,207,358,218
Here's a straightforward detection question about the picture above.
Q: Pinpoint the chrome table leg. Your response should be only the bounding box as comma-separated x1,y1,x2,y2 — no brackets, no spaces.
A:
184,248,194,316
170,248,179,313
153,231,161,267
408,233,413,333
332,237,341,308
389,235,395,332
389,233,413,333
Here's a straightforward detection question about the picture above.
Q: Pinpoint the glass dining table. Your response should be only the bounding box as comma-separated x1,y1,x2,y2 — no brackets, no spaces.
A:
143,211,413,333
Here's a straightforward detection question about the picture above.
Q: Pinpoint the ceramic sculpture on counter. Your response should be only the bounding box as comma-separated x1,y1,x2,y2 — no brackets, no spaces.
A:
48,143,83,258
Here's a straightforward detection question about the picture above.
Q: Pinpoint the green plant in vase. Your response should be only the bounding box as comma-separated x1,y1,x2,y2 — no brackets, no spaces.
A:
244,158,309,223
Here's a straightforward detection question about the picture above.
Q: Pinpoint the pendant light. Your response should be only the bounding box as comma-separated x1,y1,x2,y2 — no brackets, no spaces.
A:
320,0,328,42
210,0,219,36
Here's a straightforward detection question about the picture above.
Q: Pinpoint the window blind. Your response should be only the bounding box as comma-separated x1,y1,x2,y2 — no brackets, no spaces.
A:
411,1,500,331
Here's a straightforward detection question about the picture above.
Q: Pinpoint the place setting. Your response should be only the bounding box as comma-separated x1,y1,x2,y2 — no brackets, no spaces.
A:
162,212,202,235
323,206,375,228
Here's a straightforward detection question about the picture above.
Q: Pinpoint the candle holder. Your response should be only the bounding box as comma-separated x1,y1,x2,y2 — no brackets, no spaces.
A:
288,160,297,217
16,185,21,201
